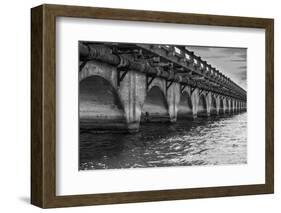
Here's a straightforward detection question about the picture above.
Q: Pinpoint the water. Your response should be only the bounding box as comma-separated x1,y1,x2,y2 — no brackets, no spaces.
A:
79,112,247,170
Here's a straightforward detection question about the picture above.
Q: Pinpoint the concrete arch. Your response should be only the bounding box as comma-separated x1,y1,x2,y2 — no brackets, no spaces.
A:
242,102,247,111
229,100,232,113
177,90,193,119
210,95,217,115
225,99,230,113
197,94,208,117
78,60,247,132
79,75,127,131
166,83,181,122
238,101,241,112
190,88,199,117
147,77,166,97
239,101,242,112
231,99,235,113
80,60,117,89
234,100,238,113
181,86,191,95
141,86,170,122
219,97,224,114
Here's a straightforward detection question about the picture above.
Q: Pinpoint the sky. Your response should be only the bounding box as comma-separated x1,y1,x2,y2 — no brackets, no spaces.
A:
185,46,247,90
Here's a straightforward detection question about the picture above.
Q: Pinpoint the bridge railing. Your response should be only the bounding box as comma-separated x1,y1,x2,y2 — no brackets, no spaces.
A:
80,42,247,101
137,44,246,99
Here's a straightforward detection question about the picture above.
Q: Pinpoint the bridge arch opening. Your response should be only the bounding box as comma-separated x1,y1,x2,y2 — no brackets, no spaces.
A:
197,94,208,117
219,98,224,114
177,91,193,119
233,101,237,113
141,86,169,122
225,100,230,114
230,101,233,113
210,96,217,115
79,76,127,131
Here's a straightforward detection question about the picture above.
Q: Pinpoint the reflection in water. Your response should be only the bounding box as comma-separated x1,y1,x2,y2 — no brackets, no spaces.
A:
79,112,247,170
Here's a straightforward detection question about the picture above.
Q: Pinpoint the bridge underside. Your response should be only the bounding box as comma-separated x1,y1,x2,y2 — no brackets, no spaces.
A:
79,60,247,132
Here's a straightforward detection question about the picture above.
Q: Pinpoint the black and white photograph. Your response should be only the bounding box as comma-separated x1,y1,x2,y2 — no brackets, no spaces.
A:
26,1,276,209
78,41,247,170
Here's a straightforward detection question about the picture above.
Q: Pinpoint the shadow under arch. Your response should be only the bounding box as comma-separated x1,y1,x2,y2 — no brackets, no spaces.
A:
210,96,217,115
230,100,233,113
177,91,193,119
197,94,208,117
79,75,127,131
233,101,238,113
141,86,169,122
225,99,230,114
219,98,224,114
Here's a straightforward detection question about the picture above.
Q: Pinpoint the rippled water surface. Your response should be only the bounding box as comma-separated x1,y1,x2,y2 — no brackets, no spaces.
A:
79,112,247,170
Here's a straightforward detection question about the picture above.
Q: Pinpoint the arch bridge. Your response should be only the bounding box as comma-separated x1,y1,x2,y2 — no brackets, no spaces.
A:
79,42,247,132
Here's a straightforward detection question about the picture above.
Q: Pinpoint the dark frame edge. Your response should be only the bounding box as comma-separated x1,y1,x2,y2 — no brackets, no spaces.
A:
45,184,270,208
265,19,274,194
31,5,44,208
31,4,57,208
42,3,273,26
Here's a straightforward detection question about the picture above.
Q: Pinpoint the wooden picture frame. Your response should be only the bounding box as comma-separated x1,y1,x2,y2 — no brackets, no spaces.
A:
31,4,274,208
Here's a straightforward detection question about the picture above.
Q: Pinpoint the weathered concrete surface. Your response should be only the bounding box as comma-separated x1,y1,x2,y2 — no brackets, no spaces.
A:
197,94,208,117
118,70,146,132
79,60,247,132
141,78,171,123
141,86,170,122
177,91,193,119
209,95,218,115
79,61,127,131
166,82,181,122
219,98,225,114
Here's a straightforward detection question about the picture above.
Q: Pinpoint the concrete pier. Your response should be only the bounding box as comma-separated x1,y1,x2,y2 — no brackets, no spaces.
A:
79,43,247,132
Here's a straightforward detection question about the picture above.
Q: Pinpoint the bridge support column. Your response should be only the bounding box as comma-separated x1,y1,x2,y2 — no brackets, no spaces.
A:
192,89,210,117
167,82,180,123
215,96,220,115
119,71,146,132
191,88,199,118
